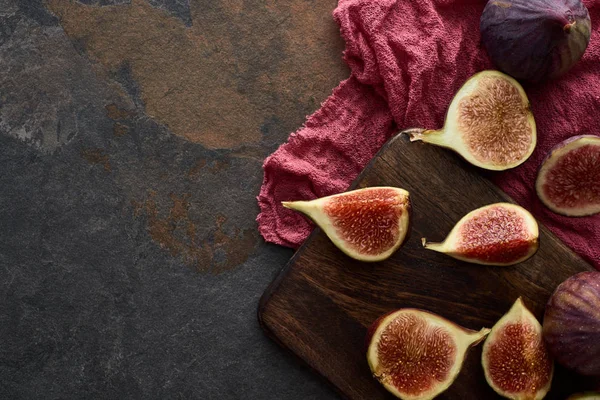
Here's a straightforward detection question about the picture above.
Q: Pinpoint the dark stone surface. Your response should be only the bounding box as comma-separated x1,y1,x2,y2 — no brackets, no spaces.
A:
0,0,348,398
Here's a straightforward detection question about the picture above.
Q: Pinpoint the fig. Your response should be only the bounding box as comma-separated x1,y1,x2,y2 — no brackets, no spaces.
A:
543,271,600,376
480,0,591,82
421,203,539,266
482,298,554,400
536,135,600,216
366,308,490,400
407,70,536,171
282,187,410,262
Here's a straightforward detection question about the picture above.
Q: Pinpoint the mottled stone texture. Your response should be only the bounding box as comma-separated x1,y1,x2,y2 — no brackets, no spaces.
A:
0,0,347,398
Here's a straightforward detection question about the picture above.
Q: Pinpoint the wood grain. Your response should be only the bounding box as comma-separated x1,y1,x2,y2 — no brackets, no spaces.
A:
258,133,597,400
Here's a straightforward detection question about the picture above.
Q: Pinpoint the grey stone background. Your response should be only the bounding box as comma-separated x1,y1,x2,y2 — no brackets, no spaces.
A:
0,0,349,398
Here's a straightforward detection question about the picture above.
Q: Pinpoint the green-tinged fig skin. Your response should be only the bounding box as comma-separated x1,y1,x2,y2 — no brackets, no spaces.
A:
282,187,412,262
482,298,554,400
422,203,539,266
568,393,600,400
406,70,537,171
543,271,600,376
481,0,591,82
366,309,490,400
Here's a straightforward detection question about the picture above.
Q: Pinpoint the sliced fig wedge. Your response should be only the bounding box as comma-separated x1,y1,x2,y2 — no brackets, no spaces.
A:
422,203,539,266
366,309,490,400
482,298,554,400
282,187,410,262
407,70,536,171
536,135,600,216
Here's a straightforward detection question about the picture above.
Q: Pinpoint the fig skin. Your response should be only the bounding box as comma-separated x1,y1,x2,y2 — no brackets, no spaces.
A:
567,393,600,400
282,187,411,262
421,203,539,266
535,135,600,217
407,70,537,171
366,308,490,400
480,0,591,82
482,298,554,400
543,271,600,376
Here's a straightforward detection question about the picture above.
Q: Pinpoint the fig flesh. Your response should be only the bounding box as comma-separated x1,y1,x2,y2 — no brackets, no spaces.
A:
536,135,600,216
421,203,539,266
480,0,591,82
407,70,536,171
366,308,490,400
543,271,600,376
482,298,554,400
282,187,410,262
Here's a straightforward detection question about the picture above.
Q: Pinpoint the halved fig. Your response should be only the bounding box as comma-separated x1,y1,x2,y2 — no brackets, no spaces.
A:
482,298,554,400
282,187,410,262
366,308,490,400
536,135,600,216
407,70,536,171
422,203,539,266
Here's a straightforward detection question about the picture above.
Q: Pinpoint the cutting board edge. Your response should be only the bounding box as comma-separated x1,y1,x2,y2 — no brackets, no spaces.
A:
258,133,409,323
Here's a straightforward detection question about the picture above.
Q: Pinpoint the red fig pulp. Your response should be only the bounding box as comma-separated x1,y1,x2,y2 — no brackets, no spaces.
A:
367,309,490,400
282,187,410,262
482,298,554,400
543,271,600,376
536,135,600,216
407,70,536,171
480,0,591,82
422,203,539,266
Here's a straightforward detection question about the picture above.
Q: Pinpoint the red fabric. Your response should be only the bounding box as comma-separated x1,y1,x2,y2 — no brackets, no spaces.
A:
256,0,600,269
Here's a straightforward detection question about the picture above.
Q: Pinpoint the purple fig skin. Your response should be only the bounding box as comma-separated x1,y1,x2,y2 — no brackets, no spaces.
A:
537,134,600,173
543,271,600,376
480,0,591,82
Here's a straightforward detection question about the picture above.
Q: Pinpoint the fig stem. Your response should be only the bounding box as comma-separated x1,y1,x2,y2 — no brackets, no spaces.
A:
470,328,492,345
405,128,448,147
564,21,576,33
401,128,426,142
281,200,311,214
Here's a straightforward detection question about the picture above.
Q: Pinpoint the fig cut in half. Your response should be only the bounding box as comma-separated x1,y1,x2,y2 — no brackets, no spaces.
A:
366,309,490,400
282,187,410,262
421,203,539,266
482,298,554,400
407,70,536,171
536,135,600,216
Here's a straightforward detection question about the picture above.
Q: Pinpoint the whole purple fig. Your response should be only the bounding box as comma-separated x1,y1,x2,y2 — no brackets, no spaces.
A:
480,0,591,82
543,271,600,376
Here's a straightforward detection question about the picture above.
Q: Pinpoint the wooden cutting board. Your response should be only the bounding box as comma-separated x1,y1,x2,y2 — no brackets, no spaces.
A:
258,133,597,400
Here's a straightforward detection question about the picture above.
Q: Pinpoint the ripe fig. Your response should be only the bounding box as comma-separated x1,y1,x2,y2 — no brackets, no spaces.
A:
366,308,490,400
543,271,600,376
407,70,536,171
421,203,539,266
482,298,554,400
282,187,410,262
536,135,600,216
480,0,591,82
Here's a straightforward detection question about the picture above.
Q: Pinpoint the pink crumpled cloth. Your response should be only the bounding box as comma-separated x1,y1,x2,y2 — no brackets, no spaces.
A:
257,0,600,269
